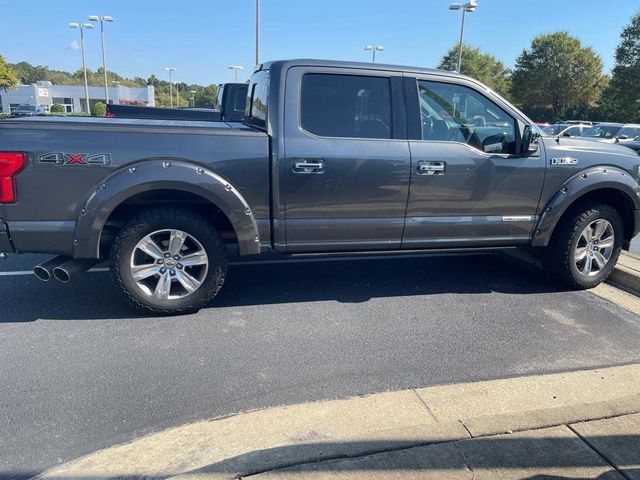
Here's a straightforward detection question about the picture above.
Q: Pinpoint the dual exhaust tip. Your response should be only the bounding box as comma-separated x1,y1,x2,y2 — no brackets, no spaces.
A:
33,256,97,283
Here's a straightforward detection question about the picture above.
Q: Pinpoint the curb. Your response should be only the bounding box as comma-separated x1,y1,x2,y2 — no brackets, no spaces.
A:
37,364,640,480
609,252,640,295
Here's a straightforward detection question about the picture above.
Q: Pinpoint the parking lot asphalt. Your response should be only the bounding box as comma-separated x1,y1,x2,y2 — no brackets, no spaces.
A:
2,251,640,478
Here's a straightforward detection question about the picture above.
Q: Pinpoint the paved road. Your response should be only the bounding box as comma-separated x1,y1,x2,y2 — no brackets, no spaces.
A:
2,252,640,478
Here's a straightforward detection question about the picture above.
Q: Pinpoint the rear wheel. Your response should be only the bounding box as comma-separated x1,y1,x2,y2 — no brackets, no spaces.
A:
544,203,623,289
111,207,227,314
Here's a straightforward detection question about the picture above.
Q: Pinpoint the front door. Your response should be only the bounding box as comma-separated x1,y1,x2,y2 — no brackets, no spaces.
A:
282,67,411,252
403,77,546,248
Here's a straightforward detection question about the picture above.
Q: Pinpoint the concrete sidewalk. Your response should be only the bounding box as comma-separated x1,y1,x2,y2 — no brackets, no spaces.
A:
37,364,640,480
240,415,640,479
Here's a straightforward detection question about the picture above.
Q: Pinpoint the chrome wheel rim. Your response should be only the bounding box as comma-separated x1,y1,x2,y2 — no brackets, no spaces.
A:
574,219,615,277
129,229,209,300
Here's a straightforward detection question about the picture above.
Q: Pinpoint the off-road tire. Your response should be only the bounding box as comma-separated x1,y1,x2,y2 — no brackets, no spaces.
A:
110,207,227,315
543,203,623,289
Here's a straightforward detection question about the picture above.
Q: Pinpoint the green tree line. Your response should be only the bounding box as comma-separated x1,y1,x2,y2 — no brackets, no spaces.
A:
0,57,218,108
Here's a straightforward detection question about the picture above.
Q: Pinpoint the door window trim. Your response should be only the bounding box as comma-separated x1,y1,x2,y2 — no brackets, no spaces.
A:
403,74,532,158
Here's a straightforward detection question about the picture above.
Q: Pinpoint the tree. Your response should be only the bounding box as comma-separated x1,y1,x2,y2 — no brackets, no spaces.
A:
438,45,512,98
193,84,218,108
0,55,18,91
511,32,606,122
50,103,65,114
601,10,640,122
91,101,106,117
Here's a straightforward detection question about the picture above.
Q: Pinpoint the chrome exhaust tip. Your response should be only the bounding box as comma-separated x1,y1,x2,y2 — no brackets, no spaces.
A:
33,256,69,282
53,259,97,283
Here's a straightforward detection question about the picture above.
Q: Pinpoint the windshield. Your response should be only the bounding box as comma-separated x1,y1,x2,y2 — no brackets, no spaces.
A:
581,125,622,138
542,125,566,136
245,69,269,130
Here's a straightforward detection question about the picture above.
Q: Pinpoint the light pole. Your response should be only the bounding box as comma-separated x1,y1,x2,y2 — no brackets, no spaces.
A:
449,0,477,73
164,67,176,108
190,90,196,107
229,65,244,82
255,0,260,65
364,45,384,63
69,22,94,113
88,15,115,104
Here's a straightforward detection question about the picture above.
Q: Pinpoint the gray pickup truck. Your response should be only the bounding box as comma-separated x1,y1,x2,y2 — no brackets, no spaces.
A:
1,59,640,314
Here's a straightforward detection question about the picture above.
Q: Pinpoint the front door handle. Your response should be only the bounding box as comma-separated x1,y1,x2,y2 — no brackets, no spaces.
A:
293,159,325,174
417,161,446,175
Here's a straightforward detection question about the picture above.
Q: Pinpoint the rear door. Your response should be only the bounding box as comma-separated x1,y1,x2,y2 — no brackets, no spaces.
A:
402,76,545,248
281,67,411,252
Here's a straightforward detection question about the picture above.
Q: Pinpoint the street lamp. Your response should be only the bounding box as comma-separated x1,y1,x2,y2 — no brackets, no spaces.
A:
364,45,384,63
69,22,94,113
449,0,477,73
88,15,115,104
164,67,176,108
229,65,244,82
190,90,196,108
255,0,260,65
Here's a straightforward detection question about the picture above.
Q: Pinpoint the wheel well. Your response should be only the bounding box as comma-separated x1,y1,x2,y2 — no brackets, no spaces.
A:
99,189,239,258
559,188,635,242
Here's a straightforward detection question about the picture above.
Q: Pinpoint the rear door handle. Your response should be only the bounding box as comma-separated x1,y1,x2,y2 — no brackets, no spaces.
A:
293,159,325,173
417,161,446,175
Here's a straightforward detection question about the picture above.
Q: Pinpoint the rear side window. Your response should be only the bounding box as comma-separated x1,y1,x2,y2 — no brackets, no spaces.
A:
301,73,392,139
245,70,269,130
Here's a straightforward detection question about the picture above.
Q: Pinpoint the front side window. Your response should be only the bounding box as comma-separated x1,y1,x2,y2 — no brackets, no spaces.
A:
417,80,516,154
619,127,639,139
301,73,392,139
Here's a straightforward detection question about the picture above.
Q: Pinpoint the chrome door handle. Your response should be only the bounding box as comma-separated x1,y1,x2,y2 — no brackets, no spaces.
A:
417,161,446,175
293,159,325,173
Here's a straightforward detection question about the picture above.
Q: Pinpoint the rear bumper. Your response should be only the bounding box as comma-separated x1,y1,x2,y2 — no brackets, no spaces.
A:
2,220,75,256
0,220,13,252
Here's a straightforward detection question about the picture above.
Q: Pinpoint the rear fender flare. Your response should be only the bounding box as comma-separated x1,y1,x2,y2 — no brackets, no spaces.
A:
73,159,260,258
531,166,640,246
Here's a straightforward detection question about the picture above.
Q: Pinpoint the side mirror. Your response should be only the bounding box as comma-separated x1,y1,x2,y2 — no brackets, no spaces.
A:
562,132,571,137
617,134,629,141
522,125,539,154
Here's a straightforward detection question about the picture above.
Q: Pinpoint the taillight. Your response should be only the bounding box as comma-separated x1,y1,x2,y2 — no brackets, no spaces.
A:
0,152,27,203
106,111,115,118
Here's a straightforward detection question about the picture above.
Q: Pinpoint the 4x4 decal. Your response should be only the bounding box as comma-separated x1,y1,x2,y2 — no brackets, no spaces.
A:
39,152,112,166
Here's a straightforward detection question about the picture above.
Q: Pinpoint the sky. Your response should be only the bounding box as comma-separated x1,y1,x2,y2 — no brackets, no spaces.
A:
1,0,639,86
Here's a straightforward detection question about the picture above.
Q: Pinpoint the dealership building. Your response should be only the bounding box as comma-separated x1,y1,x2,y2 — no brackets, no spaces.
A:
0,81,155,113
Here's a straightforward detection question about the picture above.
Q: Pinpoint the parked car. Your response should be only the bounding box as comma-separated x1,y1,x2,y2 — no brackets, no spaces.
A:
579,123,640,143
624,136,640,155
10,105,45,117
541,123,590,137
106,83,248,122
1,59,640,314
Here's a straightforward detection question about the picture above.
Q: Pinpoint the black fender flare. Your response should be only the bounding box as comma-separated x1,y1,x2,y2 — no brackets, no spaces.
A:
531,166,640,247
73,160,260,258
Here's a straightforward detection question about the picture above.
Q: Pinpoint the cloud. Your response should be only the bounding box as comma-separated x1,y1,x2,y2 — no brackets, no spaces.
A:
69,40,80,51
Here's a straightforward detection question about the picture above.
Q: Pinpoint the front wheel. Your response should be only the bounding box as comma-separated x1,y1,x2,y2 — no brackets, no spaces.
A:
544,203,623,289
111,207,227,315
